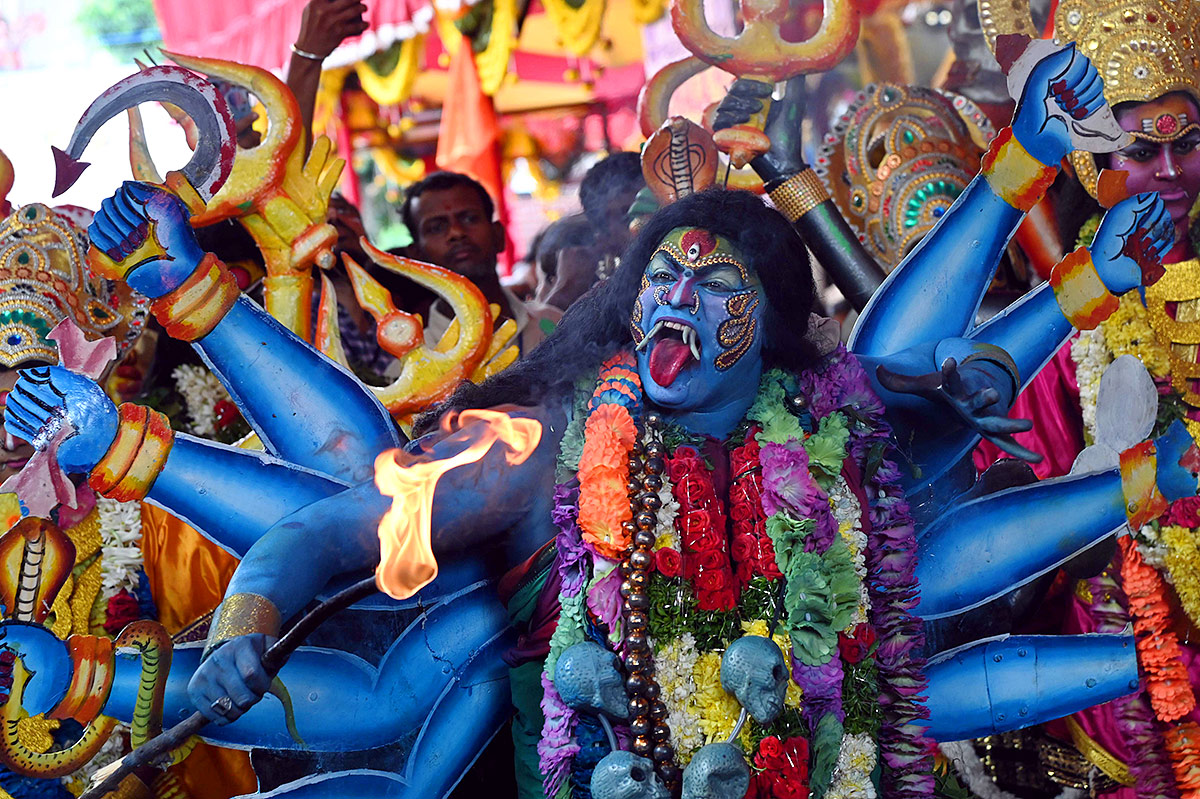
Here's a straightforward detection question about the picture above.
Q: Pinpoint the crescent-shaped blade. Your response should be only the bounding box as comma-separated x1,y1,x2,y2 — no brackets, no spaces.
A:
52,65,235,200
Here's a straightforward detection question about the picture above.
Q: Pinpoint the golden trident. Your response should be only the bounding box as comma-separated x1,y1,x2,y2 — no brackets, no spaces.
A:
670,0,861,167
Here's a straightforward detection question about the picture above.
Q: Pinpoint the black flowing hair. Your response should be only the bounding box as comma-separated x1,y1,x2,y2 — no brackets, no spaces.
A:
418,189,819,431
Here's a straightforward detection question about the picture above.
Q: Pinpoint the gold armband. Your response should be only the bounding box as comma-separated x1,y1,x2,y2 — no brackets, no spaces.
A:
150,252,239,341
206,593,282,655
1120,441,1169,529
980,128,1057,212
768,169,831,223
88,404,174,502
1049,247,1120,330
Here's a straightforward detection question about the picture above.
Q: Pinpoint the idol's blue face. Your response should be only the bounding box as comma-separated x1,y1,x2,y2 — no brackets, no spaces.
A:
631,227,766,435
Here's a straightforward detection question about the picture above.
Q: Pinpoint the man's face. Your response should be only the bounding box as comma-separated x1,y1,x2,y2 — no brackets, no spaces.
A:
1112,94,1200,260
632,228,766,419
0,369,33,484
408,185,503,280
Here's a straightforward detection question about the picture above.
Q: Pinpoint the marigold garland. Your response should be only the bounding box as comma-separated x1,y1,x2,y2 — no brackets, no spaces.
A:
576,353,641,559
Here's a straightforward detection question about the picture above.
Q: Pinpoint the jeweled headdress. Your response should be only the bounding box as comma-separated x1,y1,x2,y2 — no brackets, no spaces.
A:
812,83,996,268
0,204,148,368
979,0,1200,196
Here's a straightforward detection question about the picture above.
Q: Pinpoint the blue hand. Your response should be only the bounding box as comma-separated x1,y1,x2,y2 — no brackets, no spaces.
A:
1089,193,1173,294
88,181,205,298
1011,44,1106,166
188,634,275,724
876,356,1040,462
5,366,118,474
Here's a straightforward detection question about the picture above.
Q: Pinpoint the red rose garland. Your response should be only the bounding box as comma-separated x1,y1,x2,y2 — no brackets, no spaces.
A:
666,446,737,611
730,427,782,587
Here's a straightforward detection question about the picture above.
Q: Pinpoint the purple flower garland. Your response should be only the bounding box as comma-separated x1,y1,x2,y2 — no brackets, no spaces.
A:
801,346,935,799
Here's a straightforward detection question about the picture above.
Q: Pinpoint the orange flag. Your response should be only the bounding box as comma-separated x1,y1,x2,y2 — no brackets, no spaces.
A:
435,43,505,214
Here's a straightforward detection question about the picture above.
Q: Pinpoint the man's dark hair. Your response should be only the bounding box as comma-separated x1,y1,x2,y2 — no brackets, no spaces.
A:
579,152,644,226
420,188,818,431
400,171,495,237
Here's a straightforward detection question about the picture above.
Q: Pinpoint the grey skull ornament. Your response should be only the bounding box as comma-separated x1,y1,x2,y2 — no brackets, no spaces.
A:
592,751,672,799
681,743,751,799
554,641,630,720
720,635,787,724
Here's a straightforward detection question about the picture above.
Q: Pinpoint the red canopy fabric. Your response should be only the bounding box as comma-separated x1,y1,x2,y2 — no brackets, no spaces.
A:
152,0,431,72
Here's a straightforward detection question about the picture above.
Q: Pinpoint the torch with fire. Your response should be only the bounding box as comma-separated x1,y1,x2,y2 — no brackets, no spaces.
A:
374,410,542,599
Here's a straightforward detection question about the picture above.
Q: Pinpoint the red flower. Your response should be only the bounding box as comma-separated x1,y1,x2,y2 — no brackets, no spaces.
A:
838,623,877,664
696,548,726,570
781,736,809,779
666,450,704,482
731,533,757,562
773,780,806,799
103,590,142,636
214,399,240,430
685,521,722,553
1166,496,1200,528
655,547,682,578
756,736,785,768
682,478,710,506
697,569,728,591
730,498,755,523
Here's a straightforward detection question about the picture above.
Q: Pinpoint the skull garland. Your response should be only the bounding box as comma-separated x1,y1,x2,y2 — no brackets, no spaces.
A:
592,751,672,799
681,743,752,799
554,641,630,720
720,635,788,724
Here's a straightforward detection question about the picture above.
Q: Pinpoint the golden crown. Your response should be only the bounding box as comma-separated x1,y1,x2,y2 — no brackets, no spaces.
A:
0,204,148,368
812,83,996,268
980,0,1200,196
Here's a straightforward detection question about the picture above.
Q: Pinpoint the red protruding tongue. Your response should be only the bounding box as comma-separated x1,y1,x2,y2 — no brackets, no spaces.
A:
649,338,692,387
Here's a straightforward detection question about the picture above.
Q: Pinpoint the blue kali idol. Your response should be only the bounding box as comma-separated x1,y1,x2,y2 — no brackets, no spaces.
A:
0,44,1192,799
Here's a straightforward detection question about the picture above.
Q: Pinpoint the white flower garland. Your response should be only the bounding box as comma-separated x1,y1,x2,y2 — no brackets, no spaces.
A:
652,473,679,551
827,732,878,799
1070,329,1111,443
830,476,870,627
172,364,232,438
96,496,144,595
652,633,704,760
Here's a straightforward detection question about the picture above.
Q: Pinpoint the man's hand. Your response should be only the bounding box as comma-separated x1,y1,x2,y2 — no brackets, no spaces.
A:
6,366,118,474
712,76,806,184
877,357,1041,462
295,0,369,60
188,635,276,724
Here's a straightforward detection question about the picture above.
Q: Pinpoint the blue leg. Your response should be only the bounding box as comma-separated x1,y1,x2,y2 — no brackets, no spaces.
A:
916,469,1126,620
925,635,1138,741
236,771,405,798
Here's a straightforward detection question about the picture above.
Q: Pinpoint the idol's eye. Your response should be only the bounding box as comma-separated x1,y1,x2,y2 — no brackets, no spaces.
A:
649,268,674,283
702,278,734,290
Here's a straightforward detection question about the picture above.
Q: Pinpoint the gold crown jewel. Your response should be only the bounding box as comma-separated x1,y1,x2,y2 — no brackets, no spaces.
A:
0,204,148,368
812,83,997,268
979,0,1200,197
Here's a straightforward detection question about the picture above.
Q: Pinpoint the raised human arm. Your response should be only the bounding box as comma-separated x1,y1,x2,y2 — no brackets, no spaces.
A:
286,0,368,154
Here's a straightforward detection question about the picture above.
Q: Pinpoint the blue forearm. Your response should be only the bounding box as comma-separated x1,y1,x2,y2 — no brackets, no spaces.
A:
195,298,401,482
146,434,350,557
225,480,390,621
850,175,1028,356
971,282,1072,392
916,468,1126,620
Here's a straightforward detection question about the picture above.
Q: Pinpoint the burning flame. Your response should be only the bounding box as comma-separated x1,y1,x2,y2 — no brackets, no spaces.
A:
374,409,542,599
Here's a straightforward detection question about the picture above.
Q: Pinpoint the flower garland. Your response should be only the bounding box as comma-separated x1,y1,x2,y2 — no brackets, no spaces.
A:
539,345,931,798
1119,536,1200,791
